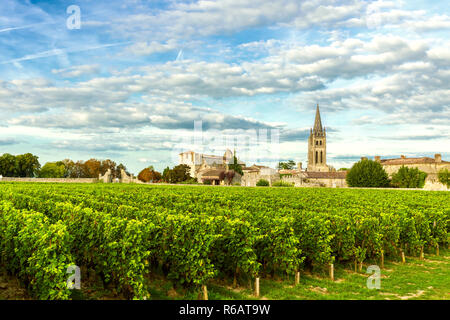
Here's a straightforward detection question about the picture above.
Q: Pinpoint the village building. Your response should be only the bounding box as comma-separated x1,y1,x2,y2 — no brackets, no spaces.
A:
307,104,329,172
178,105,449,190
179,149,245,184
277,105,348,187
241,165,280,187
303,171,348,187
240,104,348,187
374,154,450,185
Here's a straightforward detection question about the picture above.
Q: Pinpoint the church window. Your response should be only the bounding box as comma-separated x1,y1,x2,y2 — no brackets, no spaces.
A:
315,141,318,146
315,151,318,164
320,151,323,163
320,140,322,145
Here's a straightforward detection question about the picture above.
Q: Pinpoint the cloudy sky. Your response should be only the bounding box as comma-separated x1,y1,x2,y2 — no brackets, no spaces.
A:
0,0,449,173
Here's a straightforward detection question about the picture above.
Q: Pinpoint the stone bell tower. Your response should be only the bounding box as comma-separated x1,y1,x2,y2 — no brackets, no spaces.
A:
307,104,329,172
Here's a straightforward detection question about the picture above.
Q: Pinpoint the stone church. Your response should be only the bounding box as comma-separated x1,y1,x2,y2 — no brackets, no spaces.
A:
278,104,347,187
307,104,329,172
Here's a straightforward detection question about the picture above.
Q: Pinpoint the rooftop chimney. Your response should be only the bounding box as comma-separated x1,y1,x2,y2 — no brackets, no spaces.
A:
435,154,442,163
297,162,302,171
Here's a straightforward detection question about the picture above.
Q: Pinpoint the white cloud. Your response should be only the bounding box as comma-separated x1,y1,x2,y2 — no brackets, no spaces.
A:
52,65,100,78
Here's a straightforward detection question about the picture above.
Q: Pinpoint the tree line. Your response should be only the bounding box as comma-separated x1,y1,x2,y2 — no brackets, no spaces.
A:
0,153,129,179
0,153,194,184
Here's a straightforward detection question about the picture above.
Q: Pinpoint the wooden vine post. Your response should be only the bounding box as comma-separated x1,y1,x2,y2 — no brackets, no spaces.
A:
436,244,439,256
380,250,384,268
202,285,208,300
233,267,239,288
329,263,334,281
254,277,260,297
295,271,300,286
420,246,424,260
401,250,406,264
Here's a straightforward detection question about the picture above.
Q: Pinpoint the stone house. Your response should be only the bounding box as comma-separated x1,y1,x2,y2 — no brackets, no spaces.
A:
241,165,280,186
279,164,348,187
374,154,450,184
197,168,241,185
179,149,245,180
303,171,348,187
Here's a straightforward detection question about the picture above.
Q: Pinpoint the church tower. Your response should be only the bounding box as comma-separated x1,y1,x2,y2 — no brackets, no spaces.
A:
307,104,329,172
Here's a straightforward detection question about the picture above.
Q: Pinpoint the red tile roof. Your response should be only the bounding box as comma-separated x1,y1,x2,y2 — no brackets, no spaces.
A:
380,157,449,165
200,168,225,179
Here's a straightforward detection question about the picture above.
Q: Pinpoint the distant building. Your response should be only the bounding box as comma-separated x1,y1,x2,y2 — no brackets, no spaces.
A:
374,154,450,184
275,105,347,187
241,165,280,187
179,149,245,182
240,104,348,188
307,104,329,172
303,171,347,188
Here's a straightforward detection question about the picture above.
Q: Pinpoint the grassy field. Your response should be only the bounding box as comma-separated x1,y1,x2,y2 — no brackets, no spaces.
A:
45,248,448,300
148,249,450,300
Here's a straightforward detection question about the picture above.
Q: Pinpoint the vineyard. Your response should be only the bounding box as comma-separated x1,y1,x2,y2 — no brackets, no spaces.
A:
0,182,448,300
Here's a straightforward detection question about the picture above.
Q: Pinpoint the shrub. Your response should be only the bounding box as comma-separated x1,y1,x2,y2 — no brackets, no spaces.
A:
273,180,294,187
391,166,427,188
203,180,212,185
179,178,199,185
137,168,162,182
438,168,450,188
346,159,390,188
256,179,270,186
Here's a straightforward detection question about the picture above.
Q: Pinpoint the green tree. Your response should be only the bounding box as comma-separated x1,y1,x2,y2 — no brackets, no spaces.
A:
0,153,17,177
15,153,41,177
438,168,450,188
277,160,296,170
346,159,390,188
228,154,243,176
171,164,191,183
162,166,172,183
391,166,428,188
38,162,66,178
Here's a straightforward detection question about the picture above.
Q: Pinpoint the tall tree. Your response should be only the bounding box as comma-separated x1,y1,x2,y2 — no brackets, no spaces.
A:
171,164,191,183
0,153,17,177
38,162,65,178
100,159,117,176
391,166,427,188
346,159,390,188
84,159,101,178
162,166,171,183
137,167,161,182
15,153,41,177
228,153,243,175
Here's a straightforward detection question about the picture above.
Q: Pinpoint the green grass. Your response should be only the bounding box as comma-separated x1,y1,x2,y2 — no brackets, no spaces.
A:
2,249,448,300
142,248,450,300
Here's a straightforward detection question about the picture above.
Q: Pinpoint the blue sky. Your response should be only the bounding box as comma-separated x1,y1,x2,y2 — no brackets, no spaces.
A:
0,0,449,173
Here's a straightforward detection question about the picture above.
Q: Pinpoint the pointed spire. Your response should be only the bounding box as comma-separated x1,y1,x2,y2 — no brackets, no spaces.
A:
313,103,323,135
